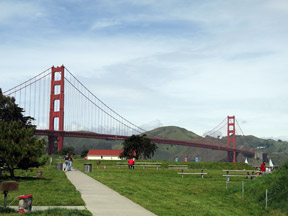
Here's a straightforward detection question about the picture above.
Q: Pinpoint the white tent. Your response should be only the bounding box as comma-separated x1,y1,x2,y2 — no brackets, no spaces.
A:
244,157,249,164
269,159,274,167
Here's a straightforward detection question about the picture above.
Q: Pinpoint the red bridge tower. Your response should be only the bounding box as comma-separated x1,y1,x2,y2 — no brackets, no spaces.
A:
227,116,236,163
48,66,65,154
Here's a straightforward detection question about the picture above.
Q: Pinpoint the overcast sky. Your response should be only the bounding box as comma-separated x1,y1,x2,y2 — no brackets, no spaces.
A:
1,0,287,140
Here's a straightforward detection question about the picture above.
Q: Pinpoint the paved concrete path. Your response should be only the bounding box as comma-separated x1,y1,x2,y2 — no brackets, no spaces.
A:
65,168,156,216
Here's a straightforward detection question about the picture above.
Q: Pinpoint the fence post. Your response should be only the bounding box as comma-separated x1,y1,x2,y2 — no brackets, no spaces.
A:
266,189,268,208
242,181,244,200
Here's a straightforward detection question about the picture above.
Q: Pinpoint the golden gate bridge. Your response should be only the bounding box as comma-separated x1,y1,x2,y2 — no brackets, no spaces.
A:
3,65,255,162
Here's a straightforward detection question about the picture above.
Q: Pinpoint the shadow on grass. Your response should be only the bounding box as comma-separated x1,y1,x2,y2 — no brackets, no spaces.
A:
0,176,52,182
0,207,92,216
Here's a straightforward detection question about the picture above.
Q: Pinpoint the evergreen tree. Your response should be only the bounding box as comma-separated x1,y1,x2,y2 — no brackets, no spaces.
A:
0,89,45,178
0,89,33,125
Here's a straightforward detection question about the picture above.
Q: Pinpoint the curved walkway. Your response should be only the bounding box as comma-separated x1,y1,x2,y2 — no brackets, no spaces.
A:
65,168,156,216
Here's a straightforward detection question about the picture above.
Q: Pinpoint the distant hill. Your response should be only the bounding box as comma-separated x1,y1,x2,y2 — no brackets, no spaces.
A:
149,126,288,164
53,126,288,165
147,126,228,162
146,126,200,140
225,135,288,165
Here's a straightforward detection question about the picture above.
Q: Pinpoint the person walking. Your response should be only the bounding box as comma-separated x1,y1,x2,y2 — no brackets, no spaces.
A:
64,154,69,171
68,155,73,171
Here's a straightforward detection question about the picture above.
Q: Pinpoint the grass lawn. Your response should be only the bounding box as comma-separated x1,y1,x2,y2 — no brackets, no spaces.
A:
72,159,275,216
0,158,85,207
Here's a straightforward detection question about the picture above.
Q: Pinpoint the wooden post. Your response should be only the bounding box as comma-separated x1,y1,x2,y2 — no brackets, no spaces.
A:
266,189,268,208
242,181,244,200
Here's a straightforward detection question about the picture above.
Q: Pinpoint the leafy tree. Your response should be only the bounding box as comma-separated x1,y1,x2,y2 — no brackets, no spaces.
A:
0,89,45,178
58,146,75,156
0,89,33,125
0,121,45,177
120,134,157,160
81,149,89,158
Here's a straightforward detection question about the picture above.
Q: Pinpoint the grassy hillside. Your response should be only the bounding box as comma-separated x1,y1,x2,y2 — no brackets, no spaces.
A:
73,159,286,215
150,127,288,164
149,126,228,162
222,135,288,165
62,137,122,155
55,126,288,164
147,125,200,140
246,161,288,214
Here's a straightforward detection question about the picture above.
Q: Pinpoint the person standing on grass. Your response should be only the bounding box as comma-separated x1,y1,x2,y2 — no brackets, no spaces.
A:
128,158,135,169
64,154,69,171
260,161,266,175
68,155,73,171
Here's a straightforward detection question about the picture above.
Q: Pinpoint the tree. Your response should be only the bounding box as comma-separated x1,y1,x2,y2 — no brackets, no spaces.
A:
0,89,45,177
120,134,157,160
58,146,75,156
0,121,45,177
81,149,89,158
0,89,33,125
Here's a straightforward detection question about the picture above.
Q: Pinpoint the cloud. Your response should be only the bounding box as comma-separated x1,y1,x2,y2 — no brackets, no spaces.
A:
91,19,121,30
0,1,44,24
140,120,163,131
1,0,288,138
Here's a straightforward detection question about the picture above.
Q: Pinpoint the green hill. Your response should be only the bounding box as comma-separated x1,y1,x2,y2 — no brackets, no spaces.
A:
54,126,288,164
148,127,288,164
222,135,288,165
246,161,288,214
146,126,200,140
146,126,227,162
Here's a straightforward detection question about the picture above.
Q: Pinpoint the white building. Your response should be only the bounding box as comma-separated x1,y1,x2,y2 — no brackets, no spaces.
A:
87,149,124,160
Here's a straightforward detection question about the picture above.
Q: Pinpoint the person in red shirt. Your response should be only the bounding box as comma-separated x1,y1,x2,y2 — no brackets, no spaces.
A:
260,161,266,174
128,158,135,169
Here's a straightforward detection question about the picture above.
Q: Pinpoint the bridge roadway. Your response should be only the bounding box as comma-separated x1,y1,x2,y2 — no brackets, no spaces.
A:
35,129,255,156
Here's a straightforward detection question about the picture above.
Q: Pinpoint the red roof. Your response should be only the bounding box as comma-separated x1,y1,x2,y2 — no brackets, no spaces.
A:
87,149,123,156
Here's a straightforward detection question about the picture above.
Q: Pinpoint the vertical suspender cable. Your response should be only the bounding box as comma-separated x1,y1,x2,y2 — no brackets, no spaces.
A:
34,78,36,125
19,84,22,110
29,81,31,116
38,78,41,129
24,83,26,114
42,77,45,129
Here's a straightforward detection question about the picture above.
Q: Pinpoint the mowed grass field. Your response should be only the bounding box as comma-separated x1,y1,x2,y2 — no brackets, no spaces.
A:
72,159,273,216
0,158,91,215
0,161,84,206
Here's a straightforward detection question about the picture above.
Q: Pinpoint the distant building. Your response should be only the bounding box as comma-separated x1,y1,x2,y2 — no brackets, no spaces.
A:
87,149,124,160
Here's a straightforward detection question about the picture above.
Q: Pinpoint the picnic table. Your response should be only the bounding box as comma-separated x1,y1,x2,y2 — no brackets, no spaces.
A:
222,169,262,181
168,165,188,170
117,162,162,169
178,169,208,178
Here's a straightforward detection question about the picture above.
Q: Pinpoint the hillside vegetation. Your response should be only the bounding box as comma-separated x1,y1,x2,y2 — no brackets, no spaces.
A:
60,126,288,164
246,161,288,214
72,159,287,215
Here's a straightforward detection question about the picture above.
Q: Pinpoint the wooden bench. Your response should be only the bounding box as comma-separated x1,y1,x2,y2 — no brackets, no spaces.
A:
222,170,261,181
178,169,208,178
168,165,188,170
117,162,162,170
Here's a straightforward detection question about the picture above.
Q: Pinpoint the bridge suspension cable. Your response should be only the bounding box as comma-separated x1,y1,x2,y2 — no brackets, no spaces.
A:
3,68,52,129
203,117,227,138
64,67,147,136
